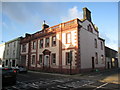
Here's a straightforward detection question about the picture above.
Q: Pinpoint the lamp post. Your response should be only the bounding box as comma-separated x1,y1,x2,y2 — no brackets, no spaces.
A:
70,50,72,75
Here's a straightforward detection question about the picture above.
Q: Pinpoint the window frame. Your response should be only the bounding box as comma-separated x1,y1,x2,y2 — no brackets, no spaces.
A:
87,24,93,33
13,50,15,56
94,39,97,48
101,55,104,64
7,49,9,55
32,55,35,65
52,35,56,46
39,54,43,64
95,52,98,64
52,53,56,64
39,39,44,48
66,52,71,65
32,41,36,49
101,41,103,50
66,32,71,44
22,44,26,52
45,37,50,47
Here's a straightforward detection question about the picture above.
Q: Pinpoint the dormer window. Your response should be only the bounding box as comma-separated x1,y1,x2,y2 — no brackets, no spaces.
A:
87,24,93,33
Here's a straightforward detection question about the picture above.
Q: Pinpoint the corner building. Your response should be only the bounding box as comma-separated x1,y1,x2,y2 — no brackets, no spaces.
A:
20,7,105,74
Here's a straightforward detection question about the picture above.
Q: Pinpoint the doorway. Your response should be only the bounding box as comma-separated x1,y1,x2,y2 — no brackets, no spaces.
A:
92,57,95,70
44,55,49,67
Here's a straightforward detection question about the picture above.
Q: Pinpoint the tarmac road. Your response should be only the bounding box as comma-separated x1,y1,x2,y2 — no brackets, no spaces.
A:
2,68,120,90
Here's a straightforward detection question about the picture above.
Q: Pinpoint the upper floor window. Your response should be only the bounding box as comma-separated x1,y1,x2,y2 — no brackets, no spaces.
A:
52,53,56,64
13,50,15,56
39,54,43,64
22,44,26,52
94,39,97,48
8,44,9,47
14,42,16,47
52,36,56,46
66,32,71,44
33,41,36,49
87,24,93,33
39,39,43,48
95,52,98,64
32,55,35,65
45,37,49,47
7,49,9,55
101,41,103,50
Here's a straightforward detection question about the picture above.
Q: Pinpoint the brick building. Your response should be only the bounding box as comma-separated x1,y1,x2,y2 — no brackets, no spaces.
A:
20,7,105,74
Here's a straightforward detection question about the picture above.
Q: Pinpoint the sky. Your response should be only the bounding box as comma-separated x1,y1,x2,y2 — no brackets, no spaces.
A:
1,2,118,51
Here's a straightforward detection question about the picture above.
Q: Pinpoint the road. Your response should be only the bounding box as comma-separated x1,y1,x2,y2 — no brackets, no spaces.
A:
2,68,120,90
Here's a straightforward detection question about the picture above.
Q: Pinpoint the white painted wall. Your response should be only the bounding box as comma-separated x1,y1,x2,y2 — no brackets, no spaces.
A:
79,20,105,69
0,43,5,60
0,43,5,67
4,38,21,67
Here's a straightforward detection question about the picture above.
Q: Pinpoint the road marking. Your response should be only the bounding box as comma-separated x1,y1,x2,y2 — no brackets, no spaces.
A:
93,83,108,90
82,81,94,87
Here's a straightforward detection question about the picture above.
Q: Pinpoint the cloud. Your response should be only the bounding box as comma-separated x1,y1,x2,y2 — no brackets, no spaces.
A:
61,6,83,22
100,32,118,51
2,22,8,29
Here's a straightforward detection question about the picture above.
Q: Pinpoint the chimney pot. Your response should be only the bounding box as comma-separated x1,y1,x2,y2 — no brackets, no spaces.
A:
83,7,92,22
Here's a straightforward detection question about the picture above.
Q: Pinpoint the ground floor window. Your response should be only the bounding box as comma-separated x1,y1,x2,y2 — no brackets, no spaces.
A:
101,55,104,64
95,52,98,64
12,60,16,67
21,55,26,65
66,52,70,65
32,55,35,65
6,60,8,66
39,54,43,64
52,53,56,64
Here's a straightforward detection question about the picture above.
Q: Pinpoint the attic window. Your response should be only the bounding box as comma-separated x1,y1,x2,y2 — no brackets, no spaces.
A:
87,24,93,33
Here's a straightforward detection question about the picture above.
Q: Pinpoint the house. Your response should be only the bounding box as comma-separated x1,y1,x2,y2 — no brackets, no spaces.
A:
3,37,21,67
20,7,105,74
0,43,5,67
105,46,118,69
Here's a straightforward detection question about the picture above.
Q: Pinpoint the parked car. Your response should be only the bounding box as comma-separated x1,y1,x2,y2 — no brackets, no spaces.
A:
18,66,27,73
12,66,27,73
1,67,17,86
12,67,19,73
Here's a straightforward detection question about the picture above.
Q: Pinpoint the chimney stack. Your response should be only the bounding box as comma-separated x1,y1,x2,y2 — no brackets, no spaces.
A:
83,7,91,22
42,20,49,30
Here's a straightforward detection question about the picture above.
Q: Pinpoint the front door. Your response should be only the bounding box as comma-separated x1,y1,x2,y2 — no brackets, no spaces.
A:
44,55,49,67
92,57,95,70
